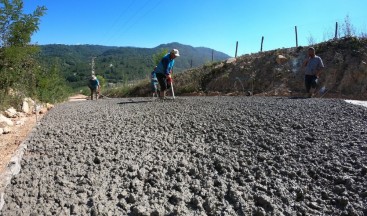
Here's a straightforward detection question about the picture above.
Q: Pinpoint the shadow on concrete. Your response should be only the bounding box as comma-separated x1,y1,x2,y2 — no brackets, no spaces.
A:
117,100,152,105
287,96,309,99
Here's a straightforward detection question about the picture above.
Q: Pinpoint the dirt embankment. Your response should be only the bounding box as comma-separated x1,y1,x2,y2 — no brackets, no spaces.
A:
0,115,38,173
123,37,367,99
1,97,366,215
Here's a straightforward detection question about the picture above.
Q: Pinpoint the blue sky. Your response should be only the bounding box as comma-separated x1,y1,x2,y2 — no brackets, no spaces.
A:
24,0,367,56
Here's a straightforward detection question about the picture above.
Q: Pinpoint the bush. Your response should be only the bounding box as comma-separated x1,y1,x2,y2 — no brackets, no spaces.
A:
0,94,22,111
35,63,72,103
96,75,106,88
153,49,168,65
342,15,356,38
0,0,57,108
75,86,90,96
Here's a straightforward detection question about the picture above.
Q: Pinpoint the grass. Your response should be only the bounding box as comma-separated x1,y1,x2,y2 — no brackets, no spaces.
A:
73,86,91,96
103,79,150,98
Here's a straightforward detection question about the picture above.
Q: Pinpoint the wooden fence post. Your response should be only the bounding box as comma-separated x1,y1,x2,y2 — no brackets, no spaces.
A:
235,41,238,58
295,26,298,47
335,22,338,39
212,49,214,62
260,36,264,52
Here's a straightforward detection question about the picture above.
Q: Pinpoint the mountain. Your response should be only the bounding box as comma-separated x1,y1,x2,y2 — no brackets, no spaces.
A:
38,43,230,88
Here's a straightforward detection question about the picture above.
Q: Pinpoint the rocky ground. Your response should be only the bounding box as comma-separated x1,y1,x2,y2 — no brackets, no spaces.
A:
1,97,366,215
0,115,37,173
0,98,53,173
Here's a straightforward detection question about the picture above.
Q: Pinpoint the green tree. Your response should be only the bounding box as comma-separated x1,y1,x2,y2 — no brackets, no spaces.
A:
96,75,106,88
152,48,168,66
36,61,71,103
0,0,46,47
0,0,46,106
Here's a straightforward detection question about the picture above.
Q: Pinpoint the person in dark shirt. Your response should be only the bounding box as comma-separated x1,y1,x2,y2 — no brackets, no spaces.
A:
303,47,324,97
88,75,100,100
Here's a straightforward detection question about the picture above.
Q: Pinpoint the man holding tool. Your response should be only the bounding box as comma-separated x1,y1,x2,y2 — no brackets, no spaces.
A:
153,49,180,98
303,47,324,98
88,75,100,100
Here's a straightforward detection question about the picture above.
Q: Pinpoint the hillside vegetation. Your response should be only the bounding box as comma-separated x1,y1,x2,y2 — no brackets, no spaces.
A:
38,43,230,89
0,0,72,110
110,37,367,99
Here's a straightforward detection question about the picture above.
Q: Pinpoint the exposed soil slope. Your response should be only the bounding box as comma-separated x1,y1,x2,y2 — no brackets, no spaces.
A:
121,37,367,99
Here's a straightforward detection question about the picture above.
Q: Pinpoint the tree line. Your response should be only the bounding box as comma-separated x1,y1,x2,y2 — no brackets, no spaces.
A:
0,0,71,109
37,43,230,90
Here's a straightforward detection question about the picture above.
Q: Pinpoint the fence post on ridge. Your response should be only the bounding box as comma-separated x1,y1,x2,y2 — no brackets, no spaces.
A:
295,26,298,47
335,22,338,39
235,41,238,58
260,36,264,52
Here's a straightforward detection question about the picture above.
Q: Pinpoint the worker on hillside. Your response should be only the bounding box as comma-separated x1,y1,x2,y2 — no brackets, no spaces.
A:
151,66,158,97
154,49,180,98
88,75,100,100
303,47,324,97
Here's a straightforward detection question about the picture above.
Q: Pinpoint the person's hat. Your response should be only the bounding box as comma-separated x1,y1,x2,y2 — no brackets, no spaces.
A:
91,75,97,80
170,49,180,57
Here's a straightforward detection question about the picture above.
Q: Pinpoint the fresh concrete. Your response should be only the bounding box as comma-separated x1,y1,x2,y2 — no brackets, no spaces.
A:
1,97,366,215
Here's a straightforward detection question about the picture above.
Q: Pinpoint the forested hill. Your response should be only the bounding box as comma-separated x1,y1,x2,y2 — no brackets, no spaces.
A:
38,42,230,88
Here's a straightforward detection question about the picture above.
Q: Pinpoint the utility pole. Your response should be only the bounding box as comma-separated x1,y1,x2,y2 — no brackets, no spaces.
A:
260,36,264,52
91,57,96,76
212,49,214,62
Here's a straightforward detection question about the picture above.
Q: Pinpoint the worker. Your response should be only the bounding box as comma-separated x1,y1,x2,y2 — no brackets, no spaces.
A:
303,47,324,97
151,66,159,97
154,49,180,98
88,75,100,100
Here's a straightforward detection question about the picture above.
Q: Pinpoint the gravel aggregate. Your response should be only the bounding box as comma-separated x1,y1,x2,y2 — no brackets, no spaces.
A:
1,97,367,215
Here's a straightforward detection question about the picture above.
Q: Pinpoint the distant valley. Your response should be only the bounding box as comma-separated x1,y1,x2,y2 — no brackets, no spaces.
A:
38,42,230,88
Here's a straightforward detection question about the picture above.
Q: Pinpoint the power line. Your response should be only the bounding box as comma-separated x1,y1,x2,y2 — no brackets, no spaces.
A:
106,0,151,44
105,0,165,45
98,0,136,45
121,0,164,36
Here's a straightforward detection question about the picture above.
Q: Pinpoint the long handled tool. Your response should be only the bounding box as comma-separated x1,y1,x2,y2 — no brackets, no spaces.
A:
319,86,332,98
315,78,333,98
171,80,176,99
168,71,175,100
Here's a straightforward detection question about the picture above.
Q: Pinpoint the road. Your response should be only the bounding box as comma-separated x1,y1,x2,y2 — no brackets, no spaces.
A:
1,97,366,215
